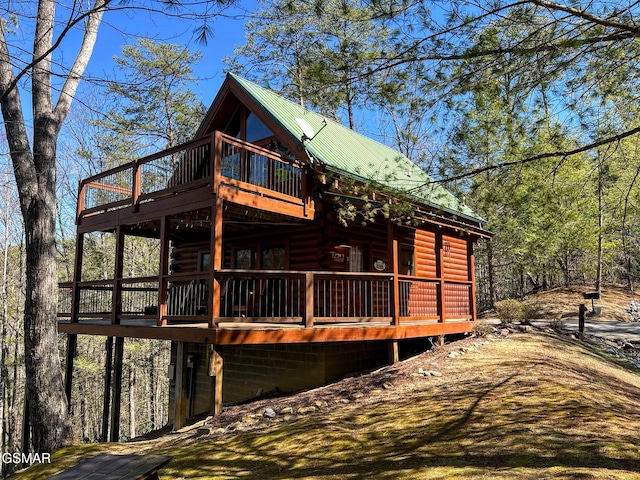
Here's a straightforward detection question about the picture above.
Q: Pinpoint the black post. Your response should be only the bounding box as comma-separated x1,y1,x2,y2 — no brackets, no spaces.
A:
64,334,77,413
579,304,588,334
101,336,114,442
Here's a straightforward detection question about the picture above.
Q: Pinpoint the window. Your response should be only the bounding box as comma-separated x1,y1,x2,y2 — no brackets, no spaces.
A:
349,245,364,272
246,112,273,143
443,241,451,258
262,247,286,270
235,249,255,269
200,252,211,272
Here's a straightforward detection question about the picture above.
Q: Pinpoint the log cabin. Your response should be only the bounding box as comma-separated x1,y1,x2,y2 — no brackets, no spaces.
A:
58,73,491,440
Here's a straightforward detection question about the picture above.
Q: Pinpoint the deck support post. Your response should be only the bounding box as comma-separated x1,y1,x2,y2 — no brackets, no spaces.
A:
388,340,399,364
70,232,84,324
109,336,124,442
158,215,170,326
111,226,125,325
208,344,223,416
174,341,189,429
211,197,223,325
64,334,77,413
101,336,114,442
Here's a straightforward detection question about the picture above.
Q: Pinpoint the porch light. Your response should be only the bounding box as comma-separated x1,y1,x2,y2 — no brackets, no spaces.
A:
335,237,351,249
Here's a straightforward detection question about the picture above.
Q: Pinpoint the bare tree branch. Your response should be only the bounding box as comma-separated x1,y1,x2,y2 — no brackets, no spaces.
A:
430,125,640,184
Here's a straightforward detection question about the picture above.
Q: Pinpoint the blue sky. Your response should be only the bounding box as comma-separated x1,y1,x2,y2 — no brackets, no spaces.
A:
77,1,260,107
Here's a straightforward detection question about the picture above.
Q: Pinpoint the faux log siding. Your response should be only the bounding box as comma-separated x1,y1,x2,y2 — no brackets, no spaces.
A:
288,228,325,271
441,235,472,318
414,229,437,277
442,235,470,282
170,240,209,274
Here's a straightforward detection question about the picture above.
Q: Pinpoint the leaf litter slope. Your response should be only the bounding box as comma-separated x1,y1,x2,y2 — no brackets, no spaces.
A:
19,331,640,479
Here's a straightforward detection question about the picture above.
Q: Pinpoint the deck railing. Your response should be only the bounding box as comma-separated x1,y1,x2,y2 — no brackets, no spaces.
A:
398,277,439,320
59,270,473,326
76,132,306,220
218,270,304,321
219,134,303,199
312,273,393,321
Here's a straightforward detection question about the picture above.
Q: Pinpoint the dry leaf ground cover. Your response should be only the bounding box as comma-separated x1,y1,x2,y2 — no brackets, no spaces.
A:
16,330,640,479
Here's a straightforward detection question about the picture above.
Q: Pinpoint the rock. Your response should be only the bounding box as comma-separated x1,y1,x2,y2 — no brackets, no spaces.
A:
448,351,459,358
315,401,328,408
349,392,364,400
280,406,294,415
418,367,425,374
263,408,277,419
626,301,640,322
370,389,383,395
196,427,213,437
242,414,259,424
383,382,394,389
297,406,316,414
340,398,350,404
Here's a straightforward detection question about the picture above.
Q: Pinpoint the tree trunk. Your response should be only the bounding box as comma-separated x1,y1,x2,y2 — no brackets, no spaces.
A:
23,192,73,450
595,162,603,293
1,188,9,476
487,242,496,308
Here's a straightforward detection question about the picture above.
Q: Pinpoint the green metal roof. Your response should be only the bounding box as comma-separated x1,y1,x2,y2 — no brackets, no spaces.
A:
228,73,484,226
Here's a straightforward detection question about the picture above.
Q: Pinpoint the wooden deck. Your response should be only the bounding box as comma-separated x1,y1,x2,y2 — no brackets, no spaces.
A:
57,317,474,345
62,131,478,347
58,268,475,344
76,131,314,231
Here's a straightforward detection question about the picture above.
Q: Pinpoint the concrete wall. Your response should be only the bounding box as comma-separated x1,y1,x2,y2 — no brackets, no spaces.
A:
168,340,389,421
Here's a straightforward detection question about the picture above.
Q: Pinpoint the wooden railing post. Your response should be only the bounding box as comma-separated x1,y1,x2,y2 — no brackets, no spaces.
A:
468,242,477,322
305,272,314,328
213,131,222,195
436,234,446,323
392,240,400,326
132,160,141,212
76,181,87,223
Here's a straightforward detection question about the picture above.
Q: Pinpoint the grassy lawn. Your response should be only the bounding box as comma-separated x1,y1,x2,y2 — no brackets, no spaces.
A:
14,332,640,479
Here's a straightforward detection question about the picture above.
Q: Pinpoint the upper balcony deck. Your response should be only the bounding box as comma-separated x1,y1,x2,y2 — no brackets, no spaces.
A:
76,131,314,230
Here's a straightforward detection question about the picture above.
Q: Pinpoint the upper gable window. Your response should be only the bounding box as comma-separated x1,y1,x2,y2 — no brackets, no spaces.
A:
246,112,273,143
